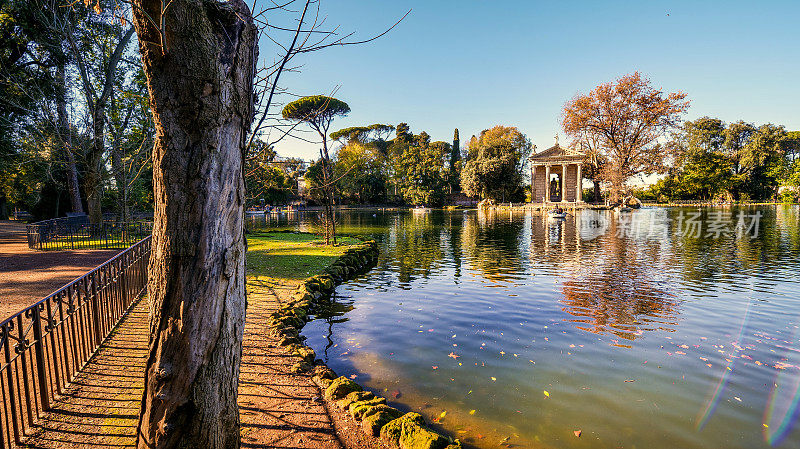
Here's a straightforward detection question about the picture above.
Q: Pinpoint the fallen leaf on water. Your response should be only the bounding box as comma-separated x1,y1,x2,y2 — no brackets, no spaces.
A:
392,390,401,399
469,409,476,415
573,430,582,437
543,390,550,397
349,374,358,379
491,377,497,381
449,352,460,359
624,379,635,382
432,366,438,370
440,411,447,418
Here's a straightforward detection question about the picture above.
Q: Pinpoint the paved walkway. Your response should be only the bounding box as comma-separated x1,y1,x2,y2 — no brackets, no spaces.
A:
22,277,379,449
0,220,120,321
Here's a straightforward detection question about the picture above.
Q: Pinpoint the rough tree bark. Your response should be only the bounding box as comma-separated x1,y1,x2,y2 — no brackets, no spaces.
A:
131,0,257,448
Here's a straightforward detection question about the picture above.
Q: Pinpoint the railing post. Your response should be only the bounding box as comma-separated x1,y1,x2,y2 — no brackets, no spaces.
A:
90,275,102,346
3,326,21,445
31,306,50,413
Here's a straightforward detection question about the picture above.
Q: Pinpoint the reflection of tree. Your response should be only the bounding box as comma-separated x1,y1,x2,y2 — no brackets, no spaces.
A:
461,209,526,282
385,213,446,286
313,292,355,361
446,212,463,282
554,218,680,342
669,207,800,288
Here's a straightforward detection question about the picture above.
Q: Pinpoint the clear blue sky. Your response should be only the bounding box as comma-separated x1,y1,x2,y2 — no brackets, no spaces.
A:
266,0,799,160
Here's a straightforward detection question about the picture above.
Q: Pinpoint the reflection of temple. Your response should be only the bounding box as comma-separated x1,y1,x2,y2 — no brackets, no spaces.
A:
529,140,586,203
529,213,680,343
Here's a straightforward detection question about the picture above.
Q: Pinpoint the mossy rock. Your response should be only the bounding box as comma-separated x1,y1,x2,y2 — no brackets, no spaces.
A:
361,404,400,420
381,413,425,448
273,315,303,328
275,326,300,337
278,336,300,346
349,397,387,419
319,276,334,291
294,346,316,363
314,376,334,389
336,390,374,409
290,361,312,373
312,365,336,380
361,407,404,436
399,424,450,449
325,377,362,401
304,279,323,292
292,307,307,321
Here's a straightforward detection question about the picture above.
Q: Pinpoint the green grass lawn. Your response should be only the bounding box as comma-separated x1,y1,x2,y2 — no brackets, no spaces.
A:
246,231,360,281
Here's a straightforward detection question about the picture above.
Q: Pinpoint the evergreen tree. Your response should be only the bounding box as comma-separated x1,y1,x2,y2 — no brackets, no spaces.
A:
450,128,461,192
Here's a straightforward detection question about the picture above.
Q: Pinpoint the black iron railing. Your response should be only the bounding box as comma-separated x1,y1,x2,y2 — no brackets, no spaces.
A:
26,218,152,250
0,236,151,448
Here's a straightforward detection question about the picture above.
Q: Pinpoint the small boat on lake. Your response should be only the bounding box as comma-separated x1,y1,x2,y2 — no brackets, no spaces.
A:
548,212,567,219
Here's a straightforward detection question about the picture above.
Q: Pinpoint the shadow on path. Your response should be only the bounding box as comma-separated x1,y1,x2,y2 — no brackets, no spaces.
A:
22,301,148,448
20,277,361,448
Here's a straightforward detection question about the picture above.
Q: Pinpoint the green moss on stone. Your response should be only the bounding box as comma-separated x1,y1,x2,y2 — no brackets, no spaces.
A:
294,346,316,363
349,397,387,419
335,390,374,409
325,376,362,400
399,424,450,449
380,413,425,448
361,407,404,436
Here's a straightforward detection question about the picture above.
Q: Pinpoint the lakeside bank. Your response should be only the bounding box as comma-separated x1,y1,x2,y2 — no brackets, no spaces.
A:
252,230,463,449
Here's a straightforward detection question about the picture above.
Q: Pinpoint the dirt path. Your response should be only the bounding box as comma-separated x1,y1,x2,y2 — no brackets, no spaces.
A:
0,220,121,321
22,276,382,448
22,301,149,448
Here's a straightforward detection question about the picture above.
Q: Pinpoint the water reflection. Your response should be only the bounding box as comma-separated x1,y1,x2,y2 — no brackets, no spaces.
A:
251,207,800,449
462,209,527,283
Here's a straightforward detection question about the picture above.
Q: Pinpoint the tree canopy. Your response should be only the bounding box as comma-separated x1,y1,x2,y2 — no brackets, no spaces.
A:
648,117,791,202
562,72,690,200
282,95,350,134
460,125,531,202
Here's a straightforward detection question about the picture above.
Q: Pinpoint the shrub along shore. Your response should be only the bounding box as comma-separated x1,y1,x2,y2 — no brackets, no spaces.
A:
265,239,462,449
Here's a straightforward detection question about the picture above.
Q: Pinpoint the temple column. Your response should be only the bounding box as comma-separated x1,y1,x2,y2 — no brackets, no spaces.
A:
531,165,536,202
545,165,551,203
576,163,583,203
561,164,567,202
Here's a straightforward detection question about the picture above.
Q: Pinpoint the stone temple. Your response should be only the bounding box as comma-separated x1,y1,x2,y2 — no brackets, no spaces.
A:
529,140,587,204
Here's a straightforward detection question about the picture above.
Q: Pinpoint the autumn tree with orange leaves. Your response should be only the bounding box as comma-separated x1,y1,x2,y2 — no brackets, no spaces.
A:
562,72,690,202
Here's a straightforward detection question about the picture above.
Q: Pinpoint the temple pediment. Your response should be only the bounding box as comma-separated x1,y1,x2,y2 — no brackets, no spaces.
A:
529,143,586,164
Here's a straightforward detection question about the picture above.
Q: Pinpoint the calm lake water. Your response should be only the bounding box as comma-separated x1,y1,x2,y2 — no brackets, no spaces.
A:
250,206,800,449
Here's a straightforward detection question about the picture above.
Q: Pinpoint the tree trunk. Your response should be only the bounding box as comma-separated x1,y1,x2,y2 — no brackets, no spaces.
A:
56,63,84,214
85,109,106,223
592,179,601,204
319,141,337,245
131,0,257,448
111,145,127,221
